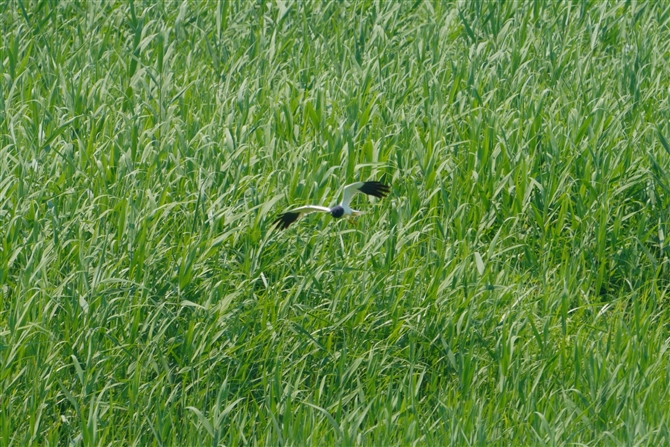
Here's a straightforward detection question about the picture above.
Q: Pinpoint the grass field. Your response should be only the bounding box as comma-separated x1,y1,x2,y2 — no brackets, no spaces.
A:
2,1,670,445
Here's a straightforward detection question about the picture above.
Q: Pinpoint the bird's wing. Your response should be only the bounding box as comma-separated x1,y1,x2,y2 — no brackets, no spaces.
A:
272,205,331,230
341,181,390,207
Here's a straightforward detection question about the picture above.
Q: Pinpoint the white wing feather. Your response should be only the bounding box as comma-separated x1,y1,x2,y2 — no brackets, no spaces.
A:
273,205,331,230
340,182,365,207
289,205,331,215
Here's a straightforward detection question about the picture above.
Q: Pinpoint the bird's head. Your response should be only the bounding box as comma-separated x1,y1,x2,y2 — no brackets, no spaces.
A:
330,205,344,218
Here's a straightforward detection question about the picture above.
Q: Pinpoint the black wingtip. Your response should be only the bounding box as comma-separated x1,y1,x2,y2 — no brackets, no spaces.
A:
272,212,300,230
359,181,390,199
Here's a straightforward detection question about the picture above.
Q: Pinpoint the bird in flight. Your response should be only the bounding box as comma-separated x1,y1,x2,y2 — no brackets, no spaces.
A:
273,181,390,230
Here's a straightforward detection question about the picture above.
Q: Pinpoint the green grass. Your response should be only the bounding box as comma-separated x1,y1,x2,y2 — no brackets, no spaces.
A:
2,0,670,445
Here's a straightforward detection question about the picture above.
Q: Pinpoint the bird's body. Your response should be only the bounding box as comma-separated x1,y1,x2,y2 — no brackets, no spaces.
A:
273,181,390,230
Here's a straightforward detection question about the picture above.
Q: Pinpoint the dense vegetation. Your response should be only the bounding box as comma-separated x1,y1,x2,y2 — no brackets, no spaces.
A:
2,1,670,445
